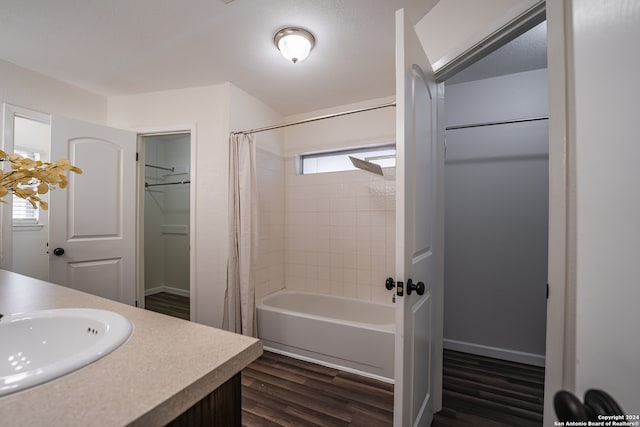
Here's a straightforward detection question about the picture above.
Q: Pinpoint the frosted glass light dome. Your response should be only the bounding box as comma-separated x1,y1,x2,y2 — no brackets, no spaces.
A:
274,27,315,63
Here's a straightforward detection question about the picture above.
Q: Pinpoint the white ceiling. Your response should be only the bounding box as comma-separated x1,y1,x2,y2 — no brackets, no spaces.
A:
0,1,546,116
0,0,414,115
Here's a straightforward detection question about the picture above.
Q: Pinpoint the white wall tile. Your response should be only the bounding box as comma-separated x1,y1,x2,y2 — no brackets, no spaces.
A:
280,151,396,302
253,149,285,299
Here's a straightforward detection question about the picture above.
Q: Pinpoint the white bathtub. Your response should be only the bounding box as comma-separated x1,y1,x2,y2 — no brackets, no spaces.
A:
256,290,395,382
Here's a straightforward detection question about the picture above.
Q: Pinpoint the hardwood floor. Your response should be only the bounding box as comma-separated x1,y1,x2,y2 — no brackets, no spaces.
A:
242,351,394,426
243,350,544,427
433,350,544,427
144,292,190,320
142,293,545,426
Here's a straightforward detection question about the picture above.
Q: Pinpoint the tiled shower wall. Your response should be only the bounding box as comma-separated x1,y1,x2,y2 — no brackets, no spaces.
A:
284,158,396,303
254,147,286,300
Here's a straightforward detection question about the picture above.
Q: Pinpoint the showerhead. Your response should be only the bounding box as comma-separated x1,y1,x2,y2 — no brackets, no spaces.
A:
349,156,384,176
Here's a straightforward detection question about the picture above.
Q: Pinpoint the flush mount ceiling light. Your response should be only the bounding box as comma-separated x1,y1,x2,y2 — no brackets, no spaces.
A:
274,27,315,64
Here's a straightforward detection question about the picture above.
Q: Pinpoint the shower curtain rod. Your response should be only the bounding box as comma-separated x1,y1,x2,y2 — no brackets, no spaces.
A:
446,116,548,131
231,102,396,135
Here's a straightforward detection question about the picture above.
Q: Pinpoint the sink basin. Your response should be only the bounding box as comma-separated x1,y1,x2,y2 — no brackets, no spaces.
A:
0,308,132,397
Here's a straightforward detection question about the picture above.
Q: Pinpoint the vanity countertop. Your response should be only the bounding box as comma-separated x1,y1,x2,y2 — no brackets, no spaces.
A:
0,270,262,426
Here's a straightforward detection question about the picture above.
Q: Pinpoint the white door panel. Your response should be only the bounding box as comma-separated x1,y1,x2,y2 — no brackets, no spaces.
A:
49,116,136,305
70,140,122,237
394,8,444,427
410,288,433,422
68,259,123,301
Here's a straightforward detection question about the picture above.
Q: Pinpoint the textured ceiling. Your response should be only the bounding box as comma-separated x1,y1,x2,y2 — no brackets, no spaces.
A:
0,0,413,115
0,1,545,115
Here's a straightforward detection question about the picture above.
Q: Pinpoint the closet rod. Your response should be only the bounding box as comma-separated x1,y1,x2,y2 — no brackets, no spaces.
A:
145,180,190,188
231,102,396,135
446,116,548,131
145,163,174,172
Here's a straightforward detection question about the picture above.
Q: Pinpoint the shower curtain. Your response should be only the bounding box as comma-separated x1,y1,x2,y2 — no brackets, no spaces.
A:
224,133,258,336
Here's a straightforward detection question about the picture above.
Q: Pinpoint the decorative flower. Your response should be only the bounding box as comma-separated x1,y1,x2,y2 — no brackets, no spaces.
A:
0,150,82,210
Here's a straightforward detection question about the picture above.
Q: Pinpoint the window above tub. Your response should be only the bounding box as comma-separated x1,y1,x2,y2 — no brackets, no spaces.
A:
300,144,396,175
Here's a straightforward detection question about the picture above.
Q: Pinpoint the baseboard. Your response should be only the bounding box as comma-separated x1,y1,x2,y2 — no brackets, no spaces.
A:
443,338,545,367
145,285,190,298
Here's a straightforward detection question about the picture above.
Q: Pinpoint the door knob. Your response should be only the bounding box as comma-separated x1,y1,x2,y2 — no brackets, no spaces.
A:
385,277,395,290
53,248,65,256
407,279,425,296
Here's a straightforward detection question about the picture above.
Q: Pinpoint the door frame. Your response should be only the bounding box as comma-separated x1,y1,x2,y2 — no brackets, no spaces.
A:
431,2,572,424
541,2,574,423
135,125,197,321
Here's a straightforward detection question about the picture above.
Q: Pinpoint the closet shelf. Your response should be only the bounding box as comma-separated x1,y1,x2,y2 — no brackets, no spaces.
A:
145,180,190,188
145,163,174,172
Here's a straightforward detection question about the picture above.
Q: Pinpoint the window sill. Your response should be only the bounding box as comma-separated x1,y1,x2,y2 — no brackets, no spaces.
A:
13,223,45,232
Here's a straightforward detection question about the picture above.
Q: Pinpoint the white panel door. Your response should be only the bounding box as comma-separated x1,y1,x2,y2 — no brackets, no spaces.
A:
49,116,136,305
394,8,444,427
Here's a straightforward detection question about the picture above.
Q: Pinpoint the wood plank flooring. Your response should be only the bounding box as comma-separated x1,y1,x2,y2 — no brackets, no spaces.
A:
433,350,544,427
243,350,544,427
144,292,190,320
142,293,544,426
242,351,394,427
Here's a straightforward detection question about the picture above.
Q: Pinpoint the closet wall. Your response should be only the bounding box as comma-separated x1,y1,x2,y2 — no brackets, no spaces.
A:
444,69,548,365
144,134,190,296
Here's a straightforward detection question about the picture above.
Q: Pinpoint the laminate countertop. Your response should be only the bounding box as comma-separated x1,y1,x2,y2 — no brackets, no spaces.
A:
0,270,262,426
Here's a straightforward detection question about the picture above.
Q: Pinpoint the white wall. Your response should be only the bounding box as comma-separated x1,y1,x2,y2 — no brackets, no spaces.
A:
570,0,640,413
0,59,106,123
446,69,548,125
284,96,395,154
0,59,285,328
108,84,230,327
228,85,285,302
444,69,548,365
108,83,283,328
283,97,396,303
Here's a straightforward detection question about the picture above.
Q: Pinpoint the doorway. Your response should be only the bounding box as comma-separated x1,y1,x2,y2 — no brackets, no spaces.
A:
1,105,51,280
139,133,192,320
442,20,548,365
433,19,549,426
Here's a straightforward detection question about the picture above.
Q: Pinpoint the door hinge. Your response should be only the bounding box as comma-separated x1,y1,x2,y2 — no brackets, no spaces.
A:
135,300,138,307
136,152,139,161
546,283,549,299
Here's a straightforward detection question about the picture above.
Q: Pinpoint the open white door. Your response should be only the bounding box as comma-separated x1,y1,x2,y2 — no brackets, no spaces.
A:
49,116,137,305
394,8,444,427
